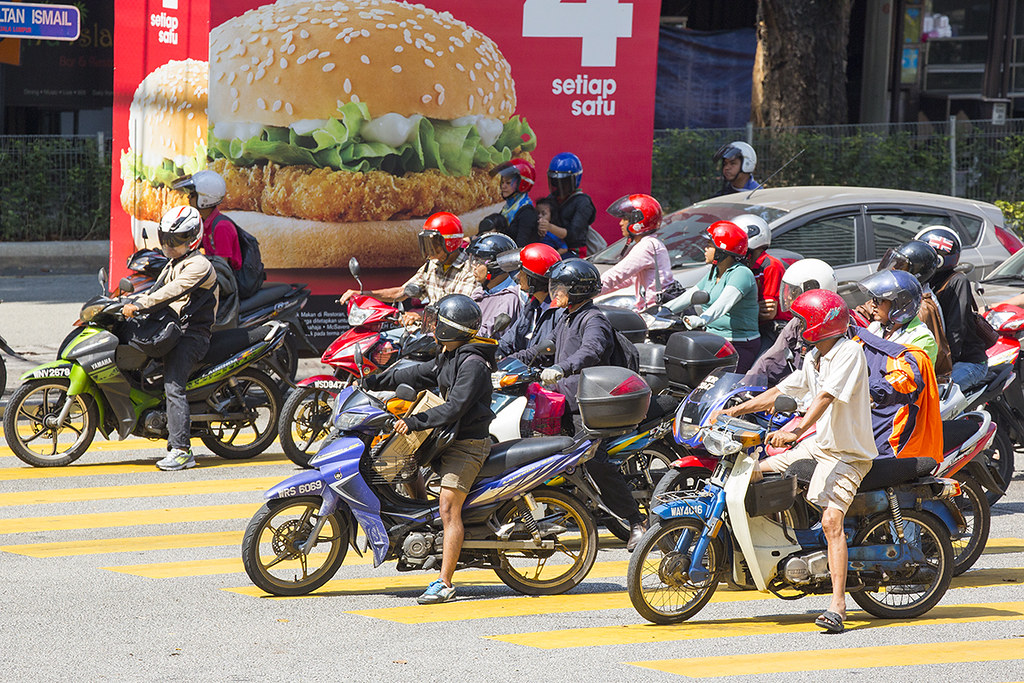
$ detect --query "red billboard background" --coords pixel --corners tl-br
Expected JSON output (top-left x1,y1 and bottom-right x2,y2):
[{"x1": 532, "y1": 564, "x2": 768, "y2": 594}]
[{"x1": 112, "y1": 0, "x2": 660, "y2": 348}]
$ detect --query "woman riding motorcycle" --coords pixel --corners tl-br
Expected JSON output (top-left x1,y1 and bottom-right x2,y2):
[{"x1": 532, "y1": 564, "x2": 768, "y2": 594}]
[{"x1": 599, "y1": 194, "x2": 679, "y2": 311}]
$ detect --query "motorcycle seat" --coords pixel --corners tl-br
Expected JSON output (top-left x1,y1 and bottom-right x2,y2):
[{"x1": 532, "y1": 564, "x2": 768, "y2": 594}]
[
  {"x1": 477, "y1": 436, "x2": 575, "y2": 479},
  {"x1": 201, "y1": 325, "x2": 274, "y2": 366},
  {"x1": 239, "y1": 283, "x2": 293, "y2": 314},
  {"x1": 785, "y1": 456, "x2": 935, "y2": 493},
  {"x1": 942, "y1": 418, "x2": 979, "y2": 456}
]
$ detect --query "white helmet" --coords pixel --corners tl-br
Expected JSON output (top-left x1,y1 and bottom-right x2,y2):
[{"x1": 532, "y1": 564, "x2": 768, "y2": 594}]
[
  {"x1": 780, "y1": 258, "x2": 837, "y2": 312},
  {"x1": 158, "y1": 205, "x2": 204, "y2": 252},
  {"x1": 714, "y1": 141, "x2": 757, "y2": 174},
  {"x1": 732, "y1": 214, "x2": 770, "y2": 250},
  {"x1": 172, "y1": 169, "x2": 226, "y2": 209}
]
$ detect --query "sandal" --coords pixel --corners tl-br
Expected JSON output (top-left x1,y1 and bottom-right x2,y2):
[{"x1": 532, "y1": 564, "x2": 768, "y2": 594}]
[{"x1": 814, "y1": 610, "x2": 845, "y2": 633}]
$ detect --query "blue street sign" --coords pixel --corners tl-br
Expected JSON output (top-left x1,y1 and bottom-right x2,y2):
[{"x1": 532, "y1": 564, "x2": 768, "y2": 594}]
[{"x1": 0, "y1": 2, "x2": 80, "y2": 42}]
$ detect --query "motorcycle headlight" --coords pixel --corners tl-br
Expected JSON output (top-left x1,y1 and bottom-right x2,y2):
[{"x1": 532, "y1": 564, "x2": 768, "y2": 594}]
[
  {"x1": 80, "y1": 303, "x2": 105, "y2": 322},
  {"x1": 347, "y1": 305, "x2": 371, "y2": 328},
  {"x1": 676, "y1": 421, "x2": 700, "y2": 441},
  {"x1": 334, "y1": 410, "x2": 370, "y2": 431},
  {"x1": 702, "y1": 429, "x2": 742, "y2": 457}
]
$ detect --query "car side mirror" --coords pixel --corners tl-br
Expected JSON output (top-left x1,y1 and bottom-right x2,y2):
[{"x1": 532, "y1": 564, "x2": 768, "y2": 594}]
[
  {"x1": 773, "y1": 395, "x2": 798, "y2": 414},
  {"x1": 691, "y1": 290, "x2": 710, "y2": 306},
  {"x1": 490, "y1": 313, "x2": 513, "y2": 337},
  {"x1": 395, "y1": 383, "x2": 417, "y2": 402},
  {"x1": 118, "y1": 278, "x2": 134, "y2": 294}
]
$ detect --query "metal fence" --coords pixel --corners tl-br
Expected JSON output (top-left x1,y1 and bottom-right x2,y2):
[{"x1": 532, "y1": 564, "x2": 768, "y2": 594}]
[
  {"x1": 652, "y1": 118, "x2": 1024, "y2": 213},
  {"x1": 0, "y1": 135, "x2": 112, "y2": 242}
]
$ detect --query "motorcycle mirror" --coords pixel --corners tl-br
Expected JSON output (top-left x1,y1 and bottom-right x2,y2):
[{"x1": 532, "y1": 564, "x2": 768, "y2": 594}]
[
  {"x1": 118, "y1": 278, "x2": 134, "y2": 295},
  {"x1": 395, "y1": 384, "x2": 417, "y2": 402},
  {"x1": 691, "y1": 290, "x2": 711, "y2": 306},
  {"x1": 352, "y1": 343, "x2": 365, "y2": 381},
  {"x1": 955, "y1": 262, "x2": 975, "y2": 275},
  {"x1": 98, "y1": 268, "x2": 108, "y2": 293},
  {"x1": 490, "y1": 313, "x2": 513, "y2": 337},
  {"x1": 773, "y1": 395, "x2": 798, "y2": 414},
  {"x1": 348, "y1": 257, "x2": 364, "y2": 291},
  {"x1": 403, "y1": 282, "x2": 423, "y2": 299},
  {"x1": 534, "y1": 339, "x2": 556, "y2": 356}
]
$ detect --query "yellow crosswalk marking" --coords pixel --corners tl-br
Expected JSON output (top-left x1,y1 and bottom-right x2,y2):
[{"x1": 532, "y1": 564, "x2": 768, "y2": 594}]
[
  {"x1": 0, "y1": 477, "x2": 281, "y2": 507},
  {"x1": 984, "y1": 537, "x2": 1024, "y2": 555},
  {"x1": 0, "y1": 503, "x2": 260, "y2": 534},
  {"x1": 224, "y1": 560, "x2": 631, "y2": 599},
  {"x1": 0, "y1": 531, "x2": 244, "y2": 557},
  {"x1": 491, "y1": 598, "x2": 1024, "y2": 649},
  {"x1": 104, "y1": 547, "x2": 376, "y2": 577},
  {"x1": 0, "y1": 437, "x2": 161, "y2": 458},
  {"x1": 0, "y1": 452, "x2": 288, "y2": 480},
  {"x1": 630, "y1": 639, "x2": 1024, "y2": 678}
]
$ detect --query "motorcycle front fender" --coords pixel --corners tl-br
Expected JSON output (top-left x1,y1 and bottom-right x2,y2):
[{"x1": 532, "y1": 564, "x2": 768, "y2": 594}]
[
  {"x1": 21, "y1": 360, "x2": 74, "y2": 382},
  {"x1": 669, "y1": 454, "x2": 718, "y2": 471}
]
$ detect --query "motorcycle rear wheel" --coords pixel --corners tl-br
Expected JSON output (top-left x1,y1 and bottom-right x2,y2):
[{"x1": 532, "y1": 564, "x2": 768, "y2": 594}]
[
  {"x1": 278, "y1": 385, "x2": 334, "y2": 468},
  {"x1": 850, "y1": 509, "x2": 953, "y2": 619},
  {"x1": 603, "y1": 443, "x2": 676, "y2": 541},
  {"x1": 241, "y1": 496, "x2": 348, "y2": 596},
  {"x1": 950, "y1": 473, "x2": 991, "y2": 576},
  {"x1": 200, "y1": 369, "x2": 282, "y2": 459},
  {"x1": 3, "y1": 379, "x2": 97, "y2": 467},
  {"x1": 492, "y1": 488, "x2": 598, "y2": 596},
  {"x1": 0, "y1": 355, "x2": 7, "y2": 399},
  {"x1": 627, "y1": 518, "x2": 724, "y2": 625}
]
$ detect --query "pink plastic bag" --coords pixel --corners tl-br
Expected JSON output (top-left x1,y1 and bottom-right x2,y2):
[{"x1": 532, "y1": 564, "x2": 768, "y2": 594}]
[{"x1": 527, "y1": 382, "x2": 566, "y2": 436}]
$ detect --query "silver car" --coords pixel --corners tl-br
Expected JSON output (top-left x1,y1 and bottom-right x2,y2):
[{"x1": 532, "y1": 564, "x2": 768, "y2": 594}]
[{"x1": 594, "y1": 187, "x2": 1020, "y2": 298}]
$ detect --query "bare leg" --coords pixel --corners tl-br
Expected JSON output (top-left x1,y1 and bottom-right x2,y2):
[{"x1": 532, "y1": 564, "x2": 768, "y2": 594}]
[
  {"x1": 438, "y1": 486, "x2": 468, "y2": 587},
  {"x1": 821, "y1": 507, "x2": 848, "y2": 618}
]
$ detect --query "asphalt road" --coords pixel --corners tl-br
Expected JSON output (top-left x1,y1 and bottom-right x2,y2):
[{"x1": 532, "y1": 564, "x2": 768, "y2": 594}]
[{"x1": 1, "y1": 272, "x2": 1023, "y2": 681}]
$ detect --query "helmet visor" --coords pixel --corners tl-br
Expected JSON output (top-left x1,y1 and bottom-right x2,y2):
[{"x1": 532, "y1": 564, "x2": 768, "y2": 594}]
[
  {"x1": 780, "y1": 282, "x2": 805, "y2": 313},
  {"x1": 417, "y1": 230, "x2": 447, "y2": 261},
  {"x1": 158, "y1": 228, "x2": 198, "y2": 250},
  {"x1": 547, "y1": 173, "x2": 576, "y2": 200},
  {"x1": 549, "y1": 281, "x2": 570, "y2": 306},
  {"x1": 171, "y1": 174, "x2": 197, "y2": 194},
  {"x1": 713, "y1": 144, "x2": 743, "y2": 162},
  {"x1": 606, "y1": 195, "x2": 644, "y2": 224},
  {"x1": 420, "y1": 306, "x2": 438, "y2": 336},
  {"x1": 495, "y1": 249, "x2": 522, "y2": 273},
  {"x1": 877, "y1": 247, "x2": 912, "y2": 273}
]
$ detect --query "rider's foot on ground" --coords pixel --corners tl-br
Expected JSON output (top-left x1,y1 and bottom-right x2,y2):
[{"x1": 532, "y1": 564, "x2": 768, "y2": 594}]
[
  {"x1": 814, "y1": 610, "x2": 845, "y2": 633},
  {"x1": 626, "y1": 521, "x2": 647, "y2": 552},
  {"x1": 417, "y1": 579, "x2": 456, "y2": 604},
  {"x1": 156, "y1": 448, "x2": 196, "y2": 471}
]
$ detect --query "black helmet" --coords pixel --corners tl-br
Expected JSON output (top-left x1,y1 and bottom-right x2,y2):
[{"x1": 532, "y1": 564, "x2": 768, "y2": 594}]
[
  {"x1": 914, "y1": 226, "x2": 961, "y2": 271},
  {"x1": 477, "y1": 213, "x2": 509, "y2": 236},
  {"x1": 433, "y1": 294, "x2": 482, "y2": 343},
  {"x1": 878, "y1": 240, "x2": 942, "y2": 284},
  {"x1": 466, "y1": 233, "x2": 517, "y2": 279},
  {"x1": 546, "y1": 258, "x2": 602, "y2": 305}
]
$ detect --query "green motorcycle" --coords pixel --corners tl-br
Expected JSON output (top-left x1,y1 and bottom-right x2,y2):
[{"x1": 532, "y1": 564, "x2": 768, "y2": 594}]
[{"x1": 4, "y1": 291, "x2": 287, "y2": 467}]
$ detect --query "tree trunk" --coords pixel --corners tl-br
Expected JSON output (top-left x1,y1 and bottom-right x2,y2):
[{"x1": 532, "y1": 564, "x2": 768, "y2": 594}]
[{"x1": 752, "y1": 0, "x2": 853, "y2": 127}]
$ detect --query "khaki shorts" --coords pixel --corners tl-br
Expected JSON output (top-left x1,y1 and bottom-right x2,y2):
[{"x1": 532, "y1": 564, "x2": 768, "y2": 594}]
[
  {"x1": 762, "y1": 438, "x2": 873, "y2": 513},
  {"x1": 437, "y1": 438, "x2": 490, "y2": 494}
]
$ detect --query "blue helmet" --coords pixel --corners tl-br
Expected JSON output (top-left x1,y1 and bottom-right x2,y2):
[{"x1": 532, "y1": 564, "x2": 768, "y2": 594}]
[
  {"x1": 547, "y1": 152, "x2": 583, "y2": 200},
  {"x1": 857, "y1": 269, "x2": 922, "y2": 327}
]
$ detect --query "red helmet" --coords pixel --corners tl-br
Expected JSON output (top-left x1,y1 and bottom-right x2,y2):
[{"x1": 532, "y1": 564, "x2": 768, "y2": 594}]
[
  {"x1": 790, "y1": 289, "x2": 849, "y2": 343},
  {"x1": 706, "y1": 220, "x2": 748, "y2": 259},
  {"x1": 490, "y1": 158, "x2": 536, "y2": 194},
  {"x1": 520, "y1": 242, "x2": 561, "y2": 277},
  {"x1": 607, "y1": 194, "x2": 662, "y2": 238},
  {"x1": 418, "y1": 212, "x2": 464, "y2": 260}
]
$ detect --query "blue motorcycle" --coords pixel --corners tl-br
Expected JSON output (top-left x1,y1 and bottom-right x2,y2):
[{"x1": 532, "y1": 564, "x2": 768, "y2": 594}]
[{"x1": 241, "y1": 366, "x2": 651, "y2": 597}]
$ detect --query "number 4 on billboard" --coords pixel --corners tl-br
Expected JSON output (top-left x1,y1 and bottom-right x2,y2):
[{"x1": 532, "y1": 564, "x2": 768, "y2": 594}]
[{"x1": 522, "y1": 0, "x2": 633, "y2": 68}]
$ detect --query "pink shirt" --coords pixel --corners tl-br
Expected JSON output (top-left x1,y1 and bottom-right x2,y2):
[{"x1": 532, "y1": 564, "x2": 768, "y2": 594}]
[
  {"x1": 600, "y1": 235, "x2": 675, "y2": 310},
  {"x1": 201, "y1": 208, "x2": 242, "y2": 271}
]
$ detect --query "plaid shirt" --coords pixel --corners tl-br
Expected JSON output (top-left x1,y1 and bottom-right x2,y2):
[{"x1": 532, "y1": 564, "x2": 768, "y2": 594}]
[{"x1": 403, "y1": 253, "x2": 478, "y2": 304}]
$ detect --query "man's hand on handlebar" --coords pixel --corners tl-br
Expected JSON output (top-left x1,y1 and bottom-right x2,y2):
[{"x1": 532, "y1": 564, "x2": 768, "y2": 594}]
[
  {"x1": 338, "y1": 289, "x2": 361, "y2": 306},
  {"x1": 401, "y1": 311, "x2": 422, "y2": 327},
  {"x1": 767, "y1": 430, "x2": 798, "y2": 448},
  {"x1": 122, "y1": 303, "x2": 139, "y2": 318}
]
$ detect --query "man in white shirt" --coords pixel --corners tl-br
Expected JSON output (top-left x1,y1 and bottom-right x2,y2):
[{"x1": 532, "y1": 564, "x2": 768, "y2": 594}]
[{"x1": 714, "y1": 289, "x2": 876, "y2": 634}]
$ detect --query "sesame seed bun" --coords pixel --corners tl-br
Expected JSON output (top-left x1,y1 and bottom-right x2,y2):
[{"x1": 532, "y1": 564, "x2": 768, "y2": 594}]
[
  {"x1": 209, "y1": 0, "x2": 518, "y2": 125},
  {"x1": 127, "y1": 59, "x2": 208, "y2": 171}
]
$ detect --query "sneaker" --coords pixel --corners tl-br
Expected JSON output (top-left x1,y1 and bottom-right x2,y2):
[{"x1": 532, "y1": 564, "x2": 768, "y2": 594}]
[
  {"x1": 157, "y1": 448, "x2": 196, "y2": 471},
  {"x1": 417, "y1": 579, "x2": 456, "y2": 604}
]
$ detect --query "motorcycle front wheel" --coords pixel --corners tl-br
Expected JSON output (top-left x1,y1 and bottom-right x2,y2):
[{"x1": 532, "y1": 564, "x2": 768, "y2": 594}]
[
  {"x1": 627, "y1": 517, "x2": 725, "y2": 625},
  {"x1": 492, "y1": 488, "x2": 598, "y2": 596},
  {"x1": 850, "y1": 509, "x2": 953, "y2": 619},
  {"x1": 200, "y1": 368, "x2": 282, "y2": 459},
  {"x1": 3, "y1": 379, "x2": 98, "y2": 467},
  {"x1": 241, "y1": 496, "x2": 349, "y2": 596},
  {"x1": 278, "y1": 385, "x2": 334, "y2": 468},
  {"x1": 647, "y1": 466, "x2": 713, "y2": 524}
]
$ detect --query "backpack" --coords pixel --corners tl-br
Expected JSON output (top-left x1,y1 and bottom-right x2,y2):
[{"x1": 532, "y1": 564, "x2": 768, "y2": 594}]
[
  {"x1": 211, "y1": 215, "x2": 266, "y2": 299},
  {"x1": 609, "y1": 328, "x2": 640, "y2": 372}
]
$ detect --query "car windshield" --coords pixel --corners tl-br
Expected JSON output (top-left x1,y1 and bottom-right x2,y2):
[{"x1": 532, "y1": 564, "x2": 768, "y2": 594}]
[
  {"x1": 591, "y1": 202, "x2": 789, "y2": 267},
  {"x1": 985, "y1": 246, "x2": 1024, "y2": 280}
]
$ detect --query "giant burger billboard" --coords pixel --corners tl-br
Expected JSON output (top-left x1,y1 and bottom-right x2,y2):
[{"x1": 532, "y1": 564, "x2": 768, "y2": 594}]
[{"x1": 112, "y1": 0, "x2": 660, "y2": 347}]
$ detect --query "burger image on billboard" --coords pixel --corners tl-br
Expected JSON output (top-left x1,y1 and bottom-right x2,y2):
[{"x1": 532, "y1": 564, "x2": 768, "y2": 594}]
[
  {"x1": 207, "y1": 0, "x2": 536, "y2": 269},
  {"x1": 120, "y1": 59, "x2": 209, "y2": 250}
]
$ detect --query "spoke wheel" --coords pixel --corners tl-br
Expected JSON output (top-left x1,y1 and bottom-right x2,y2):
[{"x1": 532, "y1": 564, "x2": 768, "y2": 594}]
[
  {"x1": 850, "y1": 509, "x2": 953, "y2": 619},
  {"x1": 603, "y1": 443, "x2": 676, "y2": 541},
  {"x1": 648, "y1": 466, "x2": 713, "y2": 524},
  {"x1": 200, "y1": 369, "x2": 282, "y2": 459},
  {"x1": 241, "y1": 496, "x2": 348, "y2": 596},
  {"x1": 278, "y1": 386, "x2": 334, "y2": 468},
  {"x1": 950, "y1": 473, "x2": 991, "y2": 576},
  {"x1": 627, "y1": 518, "x2": 724, "y2": 624},
  {"x1": 492, "y1": 488, "x2": 598, "y2": 596},
  {"x1": 3, "y1": 379, "x2": 97, "y2": 467}
]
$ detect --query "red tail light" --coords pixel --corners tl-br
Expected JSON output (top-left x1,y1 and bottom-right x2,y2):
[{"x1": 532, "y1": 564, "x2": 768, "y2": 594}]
[
  {"x1": 994, "y1": 226, "x2": 1023, "y2": 255},
  {"x1": 716, "y1": 341, "x2": 736, "y2": 359},
  {"x1": 610, "y1": 374, "x2": 648, "y2": 396}
]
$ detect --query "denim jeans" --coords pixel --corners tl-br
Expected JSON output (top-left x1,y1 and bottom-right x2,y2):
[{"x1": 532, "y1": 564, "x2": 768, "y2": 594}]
[
  {"x1": 950, "y1": 361, "x2": 988, "y2": 391},
  {"x1": 163, "y1": 334, "x2": 210, "y2": 451}
]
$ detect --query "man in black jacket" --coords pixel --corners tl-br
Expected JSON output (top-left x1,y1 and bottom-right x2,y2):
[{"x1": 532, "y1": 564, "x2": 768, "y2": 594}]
[
  {"x1": 540, "y1": 258, "x2": 646, "y2": 550},
  {"x1": 364, "y1": 294, "x2": 495, "y2": 605}
]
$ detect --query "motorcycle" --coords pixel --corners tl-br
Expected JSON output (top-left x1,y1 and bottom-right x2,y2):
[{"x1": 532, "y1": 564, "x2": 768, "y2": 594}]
[
  {"x1": 627, "y1": 400, "x2": 959, "y2": 625},
  {"x1": 0, "y1": 300, "x2": 28, "y2": 396},
  {"x1": 241, "y1": 360, "x2": 652, "y2": 597},
  {"x1": 3, "y1": 280, "x2": 287, "y2": 467}
]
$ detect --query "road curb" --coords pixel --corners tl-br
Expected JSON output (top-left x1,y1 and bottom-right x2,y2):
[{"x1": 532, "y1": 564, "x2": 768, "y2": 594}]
[{"x1": 0, "y1": 241, "x2": 109, "y2": 276}]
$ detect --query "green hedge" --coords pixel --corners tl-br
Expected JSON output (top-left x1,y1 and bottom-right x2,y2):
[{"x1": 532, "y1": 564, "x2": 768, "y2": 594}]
[{"x1": 0, "y1": 137, "x2": 111, "y2": 241}]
